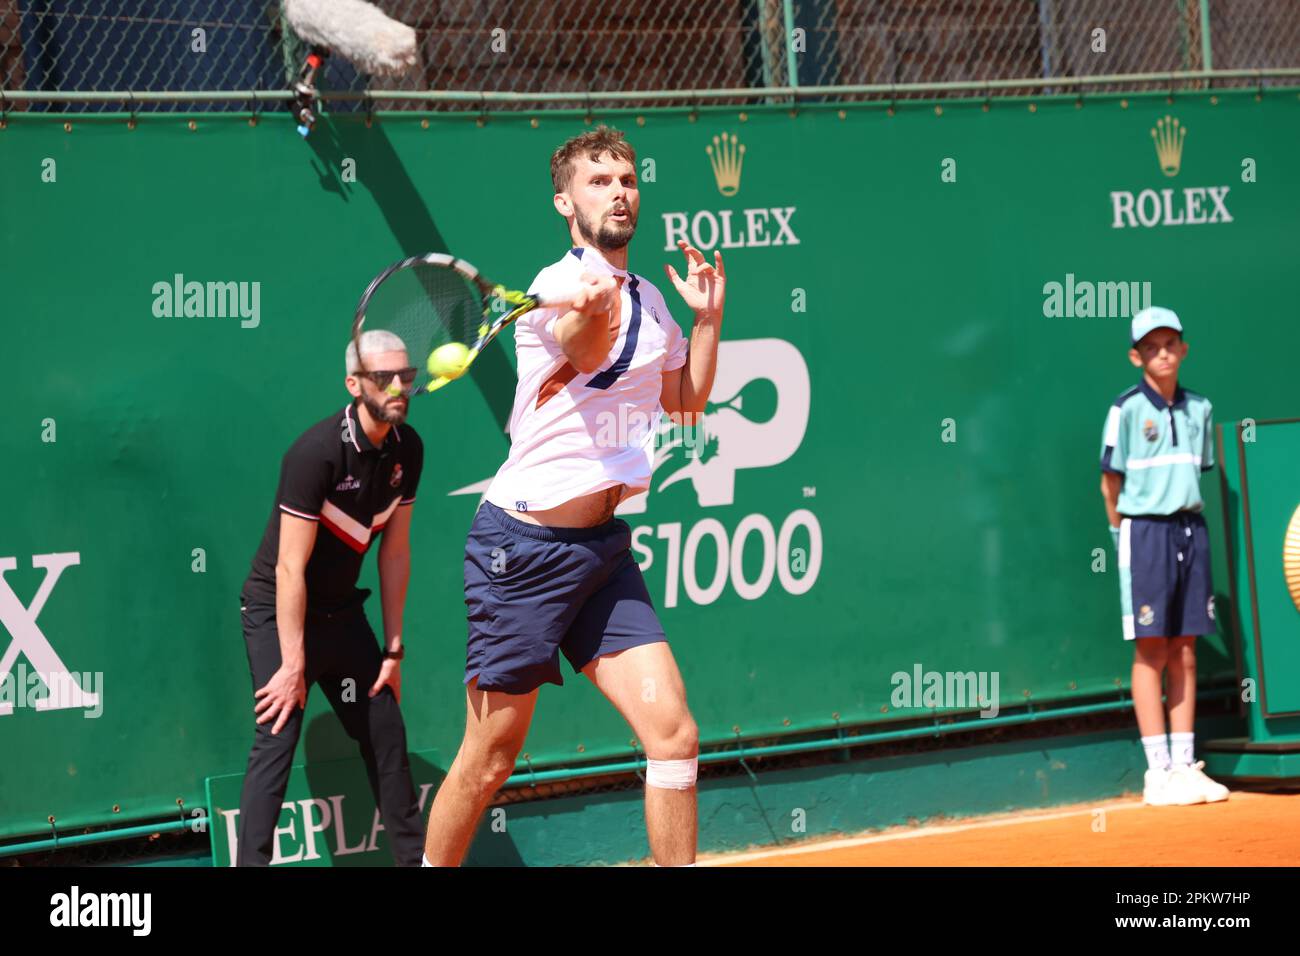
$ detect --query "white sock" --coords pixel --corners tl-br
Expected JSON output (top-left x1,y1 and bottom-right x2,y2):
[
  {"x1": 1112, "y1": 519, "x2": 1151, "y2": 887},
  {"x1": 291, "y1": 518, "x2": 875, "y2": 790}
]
[
  {"x1": 1141, "y1": 734, "x2": 1171, "y2": 771},
  {"x1": 421, "y1": 853, "x2": 433, "y2": 867},
  {"x1": 1169, "y1": 732, "x2": 1195, "y2": 767}
]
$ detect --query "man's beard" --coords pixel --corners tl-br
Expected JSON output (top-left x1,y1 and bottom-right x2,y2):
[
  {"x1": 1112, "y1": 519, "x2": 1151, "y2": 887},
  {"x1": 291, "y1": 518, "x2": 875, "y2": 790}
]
[
  {"x1": 575, "y1": 205, "x2": 637, "y2": 252},
  {"x1": 361, "y1": 389, "x2": 408, "y2": 426}
]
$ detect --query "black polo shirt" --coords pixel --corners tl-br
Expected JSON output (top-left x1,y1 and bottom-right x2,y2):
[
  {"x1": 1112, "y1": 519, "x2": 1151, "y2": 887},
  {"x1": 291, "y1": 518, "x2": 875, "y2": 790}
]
[{"x1": 243, "y1": 401, "x2": 424, "y2": 613}]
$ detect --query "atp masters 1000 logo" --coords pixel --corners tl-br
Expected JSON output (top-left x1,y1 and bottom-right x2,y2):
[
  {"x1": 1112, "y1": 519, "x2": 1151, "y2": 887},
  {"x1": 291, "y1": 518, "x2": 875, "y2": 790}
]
[
  {"x1": 449, "y1": 339, "x2": 821, "y2": 609},
  {"x1": 619, "y1": 339, "x2": 819, "y2": 608}
]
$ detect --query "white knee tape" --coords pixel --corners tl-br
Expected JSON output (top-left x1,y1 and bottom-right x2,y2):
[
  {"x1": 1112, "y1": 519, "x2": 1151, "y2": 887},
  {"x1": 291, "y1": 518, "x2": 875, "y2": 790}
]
[{"x1": 645, "y1": 757, "x2": 698, "y2": 790}]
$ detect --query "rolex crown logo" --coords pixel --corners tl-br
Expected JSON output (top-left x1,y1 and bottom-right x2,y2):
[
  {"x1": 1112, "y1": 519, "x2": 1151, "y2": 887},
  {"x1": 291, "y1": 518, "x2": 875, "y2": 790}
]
[
  {"x1": 707, "y1": 131, "x2": 746, "y2": 196},
  {"x1": 1150, "y1": 115, "x2": 1186, "y2": 177}
]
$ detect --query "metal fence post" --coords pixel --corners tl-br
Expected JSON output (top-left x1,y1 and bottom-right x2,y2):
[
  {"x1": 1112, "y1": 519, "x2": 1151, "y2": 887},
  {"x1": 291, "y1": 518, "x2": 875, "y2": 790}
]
[
  {"x1": 782, "y1": 0, "x2": 798, "y2": 96},
  {"x1": 1199, "y1": 0, "x2": 1215, "y2": 71}
]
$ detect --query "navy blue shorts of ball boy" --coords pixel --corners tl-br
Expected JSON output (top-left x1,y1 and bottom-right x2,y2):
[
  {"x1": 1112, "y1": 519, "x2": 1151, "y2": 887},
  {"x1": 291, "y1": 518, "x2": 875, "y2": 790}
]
[
  {"x1": 1117, "y1": 511, "x2": 1215, "y2": 640},
  {"x1": 462, "y1": 500, "x2": 667, "y2": 694}
]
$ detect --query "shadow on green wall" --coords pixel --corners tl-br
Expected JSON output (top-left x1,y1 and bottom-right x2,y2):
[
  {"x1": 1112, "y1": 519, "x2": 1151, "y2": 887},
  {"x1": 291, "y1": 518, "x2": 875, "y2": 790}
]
[{"x1": 304, "y1": 115, "x2": 517, "y2": 435}]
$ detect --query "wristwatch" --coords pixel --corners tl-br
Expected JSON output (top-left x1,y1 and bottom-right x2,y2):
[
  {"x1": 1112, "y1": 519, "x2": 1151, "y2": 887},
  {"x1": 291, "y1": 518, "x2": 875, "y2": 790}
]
[{"x1": 384, "y1": 646, "x2": 405, "y2": 661}]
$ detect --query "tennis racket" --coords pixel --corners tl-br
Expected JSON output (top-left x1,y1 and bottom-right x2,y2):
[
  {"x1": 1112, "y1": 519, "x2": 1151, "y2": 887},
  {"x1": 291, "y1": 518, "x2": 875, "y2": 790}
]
[{"x1": 350, "y1": 253, "x2": 579, "y2": 396}]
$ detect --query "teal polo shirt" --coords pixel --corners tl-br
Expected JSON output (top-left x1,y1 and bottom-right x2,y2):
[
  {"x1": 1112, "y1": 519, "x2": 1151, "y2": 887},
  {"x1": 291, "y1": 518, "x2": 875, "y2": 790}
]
[{"x1": 1100, "y1": 380, "x2": 1214, "y2": 516}]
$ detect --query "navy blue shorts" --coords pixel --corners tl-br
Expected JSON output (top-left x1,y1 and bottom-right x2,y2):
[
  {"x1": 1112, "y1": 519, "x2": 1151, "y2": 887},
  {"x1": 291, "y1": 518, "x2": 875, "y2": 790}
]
[
  {"x1": 1117, "y1": 512, "x2": 1215, "y2": 640},
  {"x1": 463, "y1": 501, "x2": 667, "y2": 694}
]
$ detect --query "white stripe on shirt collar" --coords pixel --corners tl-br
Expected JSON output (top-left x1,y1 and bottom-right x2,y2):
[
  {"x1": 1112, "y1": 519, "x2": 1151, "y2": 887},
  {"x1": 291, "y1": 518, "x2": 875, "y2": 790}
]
[
  {"x1": 574, "y1": 245, "x2": 630, "y2": 278},
  {"x1": 344, "y1": 404, "x2": 362, "y2": 453}
]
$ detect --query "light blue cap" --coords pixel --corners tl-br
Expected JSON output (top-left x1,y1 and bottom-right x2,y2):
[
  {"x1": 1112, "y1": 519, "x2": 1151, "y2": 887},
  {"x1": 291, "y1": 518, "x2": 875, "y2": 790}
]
[{"x1": 1131, "y1": 306, "x2": 1183, "y2": 345}]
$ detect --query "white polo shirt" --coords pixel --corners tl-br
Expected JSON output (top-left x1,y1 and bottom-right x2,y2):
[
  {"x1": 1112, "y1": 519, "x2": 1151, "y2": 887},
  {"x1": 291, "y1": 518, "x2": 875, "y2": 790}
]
[{"x1": 484, "y1": 246, "x2": 689, "y2": 512}]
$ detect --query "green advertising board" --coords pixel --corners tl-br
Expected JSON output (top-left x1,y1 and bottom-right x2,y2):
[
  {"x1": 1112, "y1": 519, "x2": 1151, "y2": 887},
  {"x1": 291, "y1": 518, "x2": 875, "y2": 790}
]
[
  {"x1": 1205, "y1": 419, "x2": 1300, "y2": 780},
  {"x1": 205, "y1": 749, "x2": 445, "y2": 867},
  {"x1": 2, "y1": 90, "x2": 1297, "y2": 840}
]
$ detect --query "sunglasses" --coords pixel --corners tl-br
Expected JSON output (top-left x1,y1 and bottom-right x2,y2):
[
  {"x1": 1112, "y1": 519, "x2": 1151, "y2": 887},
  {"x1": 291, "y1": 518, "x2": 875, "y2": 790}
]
[{"x1": 357, "y1": 367, "x2": 418, "y2": 389}]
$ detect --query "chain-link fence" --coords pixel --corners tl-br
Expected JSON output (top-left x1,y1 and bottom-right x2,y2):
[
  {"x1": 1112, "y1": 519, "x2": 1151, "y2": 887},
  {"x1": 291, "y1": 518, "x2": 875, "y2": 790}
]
[{"x1": 2, "y1": 0, "x2": 1298, "y2": 113}]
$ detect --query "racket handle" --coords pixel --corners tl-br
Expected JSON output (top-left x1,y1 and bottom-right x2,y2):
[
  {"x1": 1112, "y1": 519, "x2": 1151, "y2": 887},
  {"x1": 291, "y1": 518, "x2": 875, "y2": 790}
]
[{"x1": 532, "y1": 293, "x2": 576, "y2": 310}]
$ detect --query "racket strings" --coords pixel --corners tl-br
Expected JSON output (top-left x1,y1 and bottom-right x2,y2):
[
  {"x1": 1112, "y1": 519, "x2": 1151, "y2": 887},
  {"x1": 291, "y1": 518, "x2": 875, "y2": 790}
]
[{"x1": 356, "y1": 263, "x2": 488, "y2": 393}]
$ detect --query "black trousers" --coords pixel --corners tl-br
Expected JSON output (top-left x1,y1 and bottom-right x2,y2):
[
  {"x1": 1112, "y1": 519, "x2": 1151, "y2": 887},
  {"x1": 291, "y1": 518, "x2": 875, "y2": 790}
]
[{"x1": 236, "y1": 599, "x2": 424, "y2": 866}]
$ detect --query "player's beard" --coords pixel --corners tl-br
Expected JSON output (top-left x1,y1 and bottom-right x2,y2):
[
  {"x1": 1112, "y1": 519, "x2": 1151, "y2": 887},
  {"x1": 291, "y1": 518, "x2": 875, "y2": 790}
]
[
  {"x1": 361, "y1": 388, "x2": 408, "y2": 426},
  {"x1": 575, "y1": 203, "x2": 637, "y2": 253}
]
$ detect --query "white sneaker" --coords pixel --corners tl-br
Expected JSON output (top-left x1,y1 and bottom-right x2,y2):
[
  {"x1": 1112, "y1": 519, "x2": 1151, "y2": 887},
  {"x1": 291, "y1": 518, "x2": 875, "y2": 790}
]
[
  {"x1": 1176, "y1": 760, "x2": 1230, "y2": 803},
  {"x1": 1144, "y1": 767, "x2": 1205, "y2": 806},
  {"x1": 1142, "y1": 768, "x2": 1171, "y2": 805}
]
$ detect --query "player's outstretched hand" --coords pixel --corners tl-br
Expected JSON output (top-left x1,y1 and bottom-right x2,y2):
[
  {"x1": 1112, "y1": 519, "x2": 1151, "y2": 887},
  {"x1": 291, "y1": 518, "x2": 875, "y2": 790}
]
[
  {"x1": 665, "y1": 240, "x2": 725, "y2": 321},
  {"x1": 572, "y1": 272, "x2": 618, "y2": 318},
  {"x1": 254, "y1": 665, "x2": 308, "y2": 736}
]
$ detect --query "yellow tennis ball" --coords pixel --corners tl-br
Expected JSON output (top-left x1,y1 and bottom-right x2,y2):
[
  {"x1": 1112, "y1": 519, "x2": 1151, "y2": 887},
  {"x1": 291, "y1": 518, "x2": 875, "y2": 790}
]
[{"x1": 427, "y1": 342, "x2": 471, "y2": 380}]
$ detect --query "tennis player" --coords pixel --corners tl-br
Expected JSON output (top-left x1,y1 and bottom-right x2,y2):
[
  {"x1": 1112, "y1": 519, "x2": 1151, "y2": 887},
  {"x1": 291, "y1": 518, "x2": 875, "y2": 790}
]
[{"x1": 422, "y1": 126, "x2": 725, "y2": 867}]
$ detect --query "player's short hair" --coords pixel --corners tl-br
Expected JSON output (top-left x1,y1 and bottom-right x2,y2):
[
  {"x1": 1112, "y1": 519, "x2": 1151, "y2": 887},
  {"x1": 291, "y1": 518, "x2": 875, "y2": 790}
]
[
  {"x1": 550, "y1": 125, "x2": 637, "y2": 194},
  {"x1": 346, "y1": 329, "x2": 408, "y2": 375}
]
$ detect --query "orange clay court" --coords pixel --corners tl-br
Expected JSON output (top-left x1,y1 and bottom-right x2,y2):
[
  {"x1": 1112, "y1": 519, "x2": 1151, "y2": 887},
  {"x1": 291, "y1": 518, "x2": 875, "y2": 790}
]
[{"x1": 702, "y1": 790, "x2": 1300, "y2": 867}]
